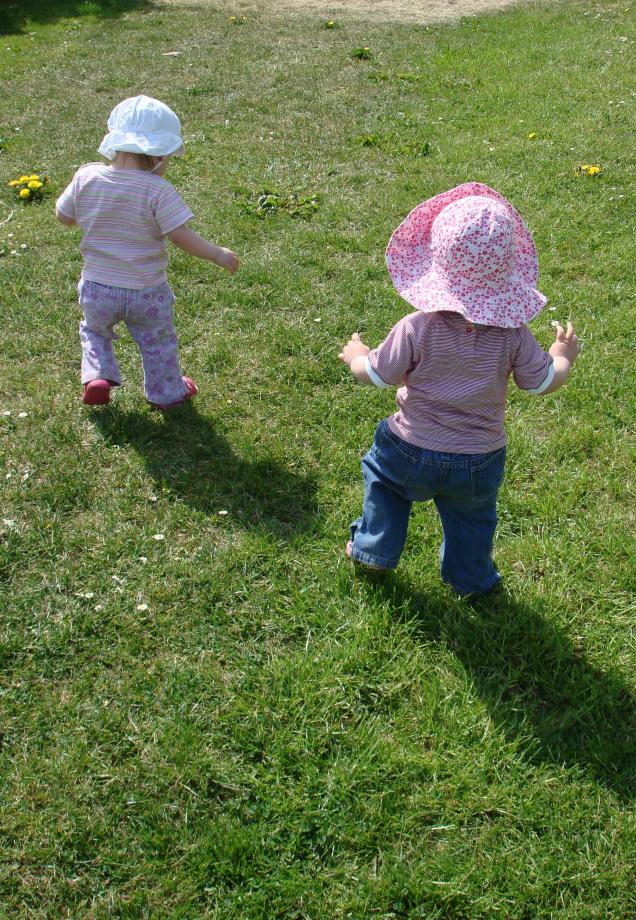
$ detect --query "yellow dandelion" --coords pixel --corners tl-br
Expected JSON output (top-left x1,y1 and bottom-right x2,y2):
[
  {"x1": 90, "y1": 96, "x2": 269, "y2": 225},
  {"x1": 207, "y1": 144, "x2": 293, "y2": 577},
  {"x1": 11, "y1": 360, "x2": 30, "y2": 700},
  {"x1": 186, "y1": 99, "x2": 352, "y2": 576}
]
[
  {"x1": 28, "y1": 180, "x2": 43, "y2": 189},
  {"x1": 575, "y1": 163, "x2": 602, "y2": 177},
  {"x1": 19, "y1": 188, "x2": 31, "y2": 198},
  {"x1": 8, "y1": 179, "x2": 20, "y2": 187},
  {"x1": 527, "y1": 132, "x2": 537, "y2": 139},
  {"x1": 29, "y1": 174, "x2": 40, "y2": 181},
  {"x1": 19, "y1": 175, "x2": 30, "y2": 183},
  {"x1": 228, "y1": 15, "x2": 236, "y2": 20}
]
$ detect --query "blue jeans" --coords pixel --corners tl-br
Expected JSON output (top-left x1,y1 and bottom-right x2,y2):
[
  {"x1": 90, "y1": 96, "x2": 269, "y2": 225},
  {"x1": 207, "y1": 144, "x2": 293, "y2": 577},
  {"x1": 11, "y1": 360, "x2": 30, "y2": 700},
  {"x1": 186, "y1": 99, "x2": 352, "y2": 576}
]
[{"x1": 350, "y1": 419, "x2": 506, "y2": 595}]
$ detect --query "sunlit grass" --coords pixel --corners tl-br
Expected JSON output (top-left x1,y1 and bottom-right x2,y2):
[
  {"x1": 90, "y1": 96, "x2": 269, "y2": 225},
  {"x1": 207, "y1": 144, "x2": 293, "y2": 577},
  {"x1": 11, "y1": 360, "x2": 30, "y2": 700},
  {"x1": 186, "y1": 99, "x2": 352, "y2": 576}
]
[{"x1": 0, "y1": 0, "x2": 635, "y2": 916}]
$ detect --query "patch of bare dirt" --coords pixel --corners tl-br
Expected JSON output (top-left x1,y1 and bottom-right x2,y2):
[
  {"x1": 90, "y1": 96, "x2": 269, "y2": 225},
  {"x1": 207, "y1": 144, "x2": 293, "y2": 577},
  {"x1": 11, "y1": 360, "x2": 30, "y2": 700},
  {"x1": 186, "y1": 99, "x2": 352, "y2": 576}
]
[{"x1": 159, "y1": 0, "x2": 537, "y2": 24}]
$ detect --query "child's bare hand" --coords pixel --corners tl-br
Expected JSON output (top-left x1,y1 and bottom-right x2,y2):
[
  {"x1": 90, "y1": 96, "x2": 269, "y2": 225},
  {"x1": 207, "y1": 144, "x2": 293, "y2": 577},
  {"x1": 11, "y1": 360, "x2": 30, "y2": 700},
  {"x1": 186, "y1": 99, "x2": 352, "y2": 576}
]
[
  {"x1": 549, "y1": 321, "x2": 581, "y2": 363},
  {"x1": 339, "y1": 333, "x2": 370, "y2": 366},
  {"x1": 219, "y1": 248, "x2": 239, "y2": 274}
]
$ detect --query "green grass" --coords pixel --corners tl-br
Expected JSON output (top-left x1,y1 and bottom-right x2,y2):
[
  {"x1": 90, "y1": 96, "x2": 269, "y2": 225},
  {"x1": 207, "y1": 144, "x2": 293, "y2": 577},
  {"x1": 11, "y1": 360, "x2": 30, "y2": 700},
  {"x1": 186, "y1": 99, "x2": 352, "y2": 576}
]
[{"x1": 1, "y1": 0, "x2": 635, "y2": 916}]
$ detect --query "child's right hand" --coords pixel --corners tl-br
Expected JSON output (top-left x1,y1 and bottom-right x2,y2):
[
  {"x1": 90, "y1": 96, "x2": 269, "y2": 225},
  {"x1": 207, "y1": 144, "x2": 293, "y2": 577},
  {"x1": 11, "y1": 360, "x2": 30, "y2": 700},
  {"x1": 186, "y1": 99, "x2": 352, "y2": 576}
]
[
  {"x1": 549, "y1": 321, "x2": 581, "y2": 364},
  {"x1": 218, "y1": 248, "x2": 239, "y2": 274}
]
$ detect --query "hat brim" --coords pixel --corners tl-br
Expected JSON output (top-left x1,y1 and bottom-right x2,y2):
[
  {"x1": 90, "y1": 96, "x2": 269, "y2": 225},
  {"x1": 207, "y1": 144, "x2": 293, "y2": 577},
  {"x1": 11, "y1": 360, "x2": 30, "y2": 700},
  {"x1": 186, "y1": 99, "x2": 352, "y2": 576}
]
[
  {"x1": 98, "y1": 130, "x2": 184, "y2": 160},
  {"x1": 399, "y1": 265, "x2": 547, "y2": 329},
  {"x1": 386, "y1": 182, "x2": 545, "y2": 327}
]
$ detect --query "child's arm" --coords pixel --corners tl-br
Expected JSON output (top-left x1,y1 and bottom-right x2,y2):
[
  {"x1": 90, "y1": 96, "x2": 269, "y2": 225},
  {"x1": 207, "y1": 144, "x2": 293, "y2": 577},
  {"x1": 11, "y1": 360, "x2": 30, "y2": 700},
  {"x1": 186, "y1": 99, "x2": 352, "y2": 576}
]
[
  {"x1": 540, "y1": 321, "x2": 581, "y2": 395},
  {"x1": 339, "y1": 333, "x2": 373, "y2": 385},
  {"x1": 55, "y1": 173, "x2": 77, "y2": 225},
  {"x1": 168, "y1": 224, "x2": 239, "y2": 274},
  {"x1": 340, "y1": 319, "x2": 416, "y2": 388},
  {"x1": 55, "y1": 209, "x2": 76, "y2": 226}
]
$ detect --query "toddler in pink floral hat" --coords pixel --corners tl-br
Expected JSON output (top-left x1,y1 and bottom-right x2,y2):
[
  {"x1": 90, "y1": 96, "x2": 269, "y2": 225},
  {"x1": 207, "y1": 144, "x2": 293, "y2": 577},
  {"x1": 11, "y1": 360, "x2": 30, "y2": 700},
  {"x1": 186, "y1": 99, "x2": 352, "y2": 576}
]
[{"x1": 339, "y1": 182, "x2": 581, "y2": 594}]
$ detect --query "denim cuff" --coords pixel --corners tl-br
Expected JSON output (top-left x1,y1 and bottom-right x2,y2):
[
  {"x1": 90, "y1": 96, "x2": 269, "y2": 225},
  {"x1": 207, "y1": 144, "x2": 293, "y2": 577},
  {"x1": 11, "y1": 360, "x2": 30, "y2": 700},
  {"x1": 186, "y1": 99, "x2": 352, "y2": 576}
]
[
  {"x1": 442, "y1": 571, "x2": 502, "y2": 597},
  {"x1": 349, "y1": 520, "x2": 399, "y2": 569}
]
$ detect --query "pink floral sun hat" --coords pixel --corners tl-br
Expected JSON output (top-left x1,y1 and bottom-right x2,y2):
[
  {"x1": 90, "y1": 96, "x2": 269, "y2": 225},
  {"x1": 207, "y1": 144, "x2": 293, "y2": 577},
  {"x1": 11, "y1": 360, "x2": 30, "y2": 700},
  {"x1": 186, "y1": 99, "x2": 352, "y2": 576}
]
[{"x1": 385, "y1": 182, "x2": 547, "y2": 328}]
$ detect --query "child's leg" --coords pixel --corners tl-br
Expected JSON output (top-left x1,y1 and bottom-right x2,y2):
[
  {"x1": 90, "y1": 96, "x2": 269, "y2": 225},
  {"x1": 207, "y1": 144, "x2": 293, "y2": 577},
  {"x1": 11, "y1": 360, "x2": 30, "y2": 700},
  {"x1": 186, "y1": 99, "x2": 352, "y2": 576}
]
[
  {"x1": 349, "y1": 421, "x2": 416, "y2": 569},
  {"x1": 124, "y1": 284, "x2": 189, "y2": 406},
  {"x1": 433, "y1": 448, "x2": 506, "y2": 595},
  {"x1": 79, "y1": 281, "x2": 123, "y2": 386}
]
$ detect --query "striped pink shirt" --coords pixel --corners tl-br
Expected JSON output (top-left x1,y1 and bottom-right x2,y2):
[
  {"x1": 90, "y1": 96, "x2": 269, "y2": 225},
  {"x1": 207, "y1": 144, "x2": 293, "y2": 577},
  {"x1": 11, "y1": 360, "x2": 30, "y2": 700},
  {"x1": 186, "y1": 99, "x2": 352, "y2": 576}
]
[
  {"x1": 56, "y1": 163, "x2": 193, "y2": 289},
  {"x1": 367, "y1": 310, "x2": 553, "y2": 453}
]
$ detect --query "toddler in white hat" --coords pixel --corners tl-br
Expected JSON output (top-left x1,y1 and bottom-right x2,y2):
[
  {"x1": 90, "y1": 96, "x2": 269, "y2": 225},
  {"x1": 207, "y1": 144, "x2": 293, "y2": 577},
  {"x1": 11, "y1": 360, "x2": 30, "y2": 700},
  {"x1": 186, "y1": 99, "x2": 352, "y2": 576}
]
[
  {"x1": 339, "y1": 183, "x2": 581, "y2": 595},
  {"x1": 56, "y1": 95, "x2": 239, "y2": 409}
]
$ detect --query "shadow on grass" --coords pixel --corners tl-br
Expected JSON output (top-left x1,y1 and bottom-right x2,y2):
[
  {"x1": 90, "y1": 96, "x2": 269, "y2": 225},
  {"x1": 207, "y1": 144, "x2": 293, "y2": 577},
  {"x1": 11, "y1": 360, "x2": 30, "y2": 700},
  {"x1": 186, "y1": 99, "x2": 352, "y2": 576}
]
[
  {"x1": 0, "y1": 0, "x2": 155, "y2": 35},
  {"x1": 374, "y1": 575, "x2": 636, "y2": 801},
  {"x1": 92, "y1": 402, "x2": 319, "y2": 536}
]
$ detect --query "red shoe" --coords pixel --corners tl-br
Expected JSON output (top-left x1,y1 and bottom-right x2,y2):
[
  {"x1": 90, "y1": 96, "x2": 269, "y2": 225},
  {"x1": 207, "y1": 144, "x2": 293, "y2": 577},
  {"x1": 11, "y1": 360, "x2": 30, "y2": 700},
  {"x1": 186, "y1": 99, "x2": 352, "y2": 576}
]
[
  {"x1": 82, "y1": 379, "x2": 113, "y2": 405},
  {"x1": 150, "y1": 376, "x2": 198, "y2": 411}
]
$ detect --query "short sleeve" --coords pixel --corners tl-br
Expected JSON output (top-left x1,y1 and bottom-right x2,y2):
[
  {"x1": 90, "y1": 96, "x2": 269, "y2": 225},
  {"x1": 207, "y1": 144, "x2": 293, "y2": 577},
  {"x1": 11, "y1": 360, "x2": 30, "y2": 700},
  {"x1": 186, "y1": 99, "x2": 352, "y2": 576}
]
[
  {"x1": 367, "y1": 315, "x2": 418, "y2": 387},
  {"x1": 512, "y1": 326, "x2": 553, "y2": 391},
  {"x1": 153, "y1": 182, "x2": 194, "y2": 235},
  {"x1": 56, "y1": 175, "x2": 77, "y2": 220}
]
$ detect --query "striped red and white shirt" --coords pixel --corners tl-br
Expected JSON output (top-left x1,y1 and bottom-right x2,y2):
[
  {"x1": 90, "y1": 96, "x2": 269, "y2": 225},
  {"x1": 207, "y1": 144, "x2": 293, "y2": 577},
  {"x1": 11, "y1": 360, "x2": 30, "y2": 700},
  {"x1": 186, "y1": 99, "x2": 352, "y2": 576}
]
[
  {"x1": 367, "y1": 310, "x2": 553, "y2": 453},
  {"x1": 56, "y1": 163, "x2": 194, "y2": 289}
]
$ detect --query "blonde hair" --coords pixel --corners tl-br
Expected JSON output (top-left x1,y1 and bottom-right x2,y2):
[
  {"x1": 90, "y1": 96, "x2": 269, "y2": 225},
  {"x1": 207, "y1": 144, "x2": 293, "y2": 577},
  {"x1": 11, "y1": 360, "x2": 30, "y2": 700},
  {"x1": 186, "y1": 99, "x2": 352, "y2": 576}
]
[
  {"x1": 129, "y1": 153, "x2": 159, "y2": 171},
  {"x1": 111, "y1": 151, "x2": 160, "y2": 171}
]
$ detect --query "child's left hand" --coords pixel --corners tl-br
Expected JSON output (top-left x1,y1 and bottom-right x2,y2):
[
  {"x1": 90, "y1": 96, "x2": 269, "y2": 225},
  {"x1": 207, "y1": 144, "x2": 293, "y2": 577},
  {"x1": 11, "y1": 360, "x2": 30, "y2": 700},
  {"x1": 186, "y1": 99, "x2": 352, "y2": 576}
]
[{"x1": 339, "y1": 333, "x2": 370, "y2": 366}]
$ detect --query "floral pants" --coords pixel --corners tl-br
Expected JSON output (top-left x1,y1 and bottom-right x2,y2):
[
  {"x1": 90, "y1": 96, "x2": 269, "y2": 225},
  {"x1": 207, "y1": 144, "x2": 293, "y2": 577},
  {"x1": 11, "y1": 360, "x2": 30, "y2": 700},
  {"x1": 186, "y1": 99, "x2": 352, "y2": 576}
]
[{"x1": 78, "y1": 278, "x2": 188, "y2": 405}]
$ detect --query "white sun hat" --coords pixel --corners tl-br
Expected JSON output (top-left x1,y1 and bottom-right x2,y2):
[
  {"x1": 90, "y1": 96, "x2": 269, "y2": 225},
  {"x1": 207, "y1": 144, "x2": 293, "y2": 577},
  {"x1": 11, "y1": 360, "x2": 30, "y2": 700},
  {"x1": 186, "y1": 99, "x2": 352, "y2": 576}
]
[{"x1": 98, "y1": 95, "x2": 185, "y2": 160}]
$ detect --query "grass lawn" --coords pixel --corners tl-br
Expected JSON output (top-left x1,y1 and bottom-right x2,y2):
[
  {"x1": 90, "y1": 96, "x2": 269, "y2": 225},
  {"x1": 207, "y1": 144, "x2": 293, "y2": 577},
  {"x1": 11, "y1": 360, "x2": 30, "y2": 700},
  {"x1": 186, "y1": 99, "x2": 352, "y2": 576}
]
[{"x1": 1, "y1": 0, "x2": 635, "y2": 916}]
